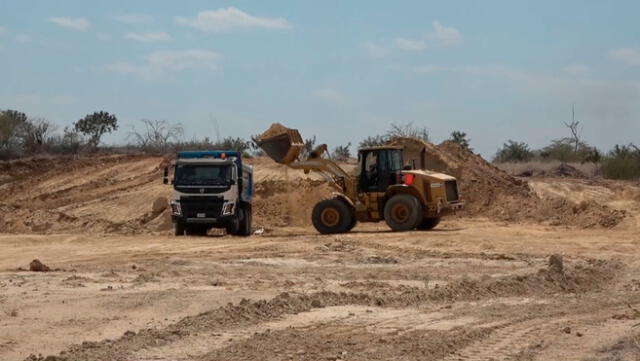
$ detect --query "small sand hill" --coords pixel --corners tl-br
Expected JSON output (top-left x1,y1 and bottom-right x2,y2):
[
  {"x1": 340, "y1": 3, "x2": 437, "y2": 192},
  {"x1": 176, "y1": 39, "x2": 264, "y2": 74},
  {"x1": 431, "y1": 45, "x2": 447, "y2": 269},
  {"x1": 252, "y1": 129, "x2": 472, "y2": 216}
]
[{"x1": 391, "y1": 137, "x2": 626, "y2": 228}]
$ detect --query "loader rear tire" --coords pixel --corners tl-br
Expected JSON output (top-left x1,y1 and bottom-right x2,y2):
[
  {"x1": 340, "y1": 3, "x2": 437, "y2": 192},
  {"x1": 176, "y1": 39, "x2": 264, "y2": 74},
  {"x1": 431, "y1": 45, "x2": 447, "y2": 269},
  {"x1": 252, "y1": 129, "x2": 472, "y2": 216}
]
[
  {"x1": 384, "y1": 194, "x2": 423, "y2": 232},
  {"x1": 417, "y1": 217, "x2": 440, "y2": 230},
  {"x1": 312, "y1": 198, "x2": 353, "y2": 234}
]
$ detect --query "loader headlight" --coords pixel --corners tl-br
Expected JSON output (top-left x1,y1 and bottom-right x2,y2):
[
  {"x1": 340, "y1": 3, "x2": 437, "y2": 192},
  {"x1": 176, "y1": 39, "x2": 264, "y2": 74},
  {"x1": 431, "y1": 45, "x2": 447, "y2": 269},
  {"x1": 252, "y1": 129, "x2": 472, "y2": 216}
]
[
  {"x1": 222, "y1": 202, "x2": 235, "y2": 216},
  {"x1": 170, "y1": 201, "x2": 182, "y2": 215}
]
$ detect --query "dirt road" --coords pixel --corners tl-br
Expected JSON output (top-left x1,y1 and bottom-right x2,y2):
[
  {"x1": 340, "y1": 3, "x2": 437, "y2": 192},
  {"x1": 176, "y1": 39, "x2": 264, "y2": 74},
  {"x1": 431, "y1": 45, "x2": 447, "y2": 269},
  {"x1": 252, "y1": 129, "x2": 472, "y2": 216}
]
[{"x1": 1, "y1": 219, "x2": 638, "y2": 361}]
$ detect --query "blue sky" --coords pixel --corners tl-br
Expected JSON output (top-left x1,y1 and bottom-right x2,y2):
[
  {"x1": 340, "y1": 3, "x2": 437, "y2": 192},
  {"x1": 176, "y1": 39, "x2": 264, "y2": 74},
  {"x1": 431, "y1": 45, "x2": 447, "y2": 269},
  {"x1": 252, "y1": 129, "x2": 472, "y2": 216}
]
[{"x1": 1, "y1": 0, "x2": 639, "y2": 158}]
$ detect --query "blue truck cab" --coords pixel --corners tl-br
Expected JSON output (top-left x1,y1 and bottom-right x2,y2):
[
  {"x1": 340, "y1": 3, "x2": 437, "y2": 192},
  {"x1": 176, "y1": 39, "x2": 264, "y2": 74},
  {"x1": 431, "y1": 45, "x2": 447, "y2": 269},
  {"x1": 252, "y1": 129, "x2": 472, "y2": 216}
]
[{"x1": 163, "y1": 151, "x2": 253, "y2": 236}]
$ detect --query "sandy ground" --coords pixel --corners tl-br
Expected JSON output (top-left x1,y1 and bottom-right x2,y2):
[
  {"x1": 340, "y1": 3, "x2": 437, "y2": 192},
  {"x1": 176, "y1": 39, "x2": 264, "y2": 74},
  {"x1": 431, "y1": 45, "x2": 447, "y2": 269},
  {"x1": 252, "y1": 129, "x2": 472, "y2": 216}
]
[
  {"x1": 1, "y1": 219, "x2": 639, "y2": 361},
  {"x1": 1, "y1": 155, "x2": 639, "y2": 360}
]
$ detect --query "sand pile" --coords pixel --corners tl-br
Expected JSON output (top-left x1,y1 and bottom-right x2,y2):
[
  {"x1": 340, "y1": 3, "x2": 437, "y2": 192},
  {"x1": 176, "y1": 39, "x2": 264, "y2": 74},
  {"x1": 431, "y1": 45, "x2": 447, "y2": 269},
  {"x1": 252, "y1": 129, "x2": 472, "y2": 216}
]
[
  {"x1": 0, "y1": 147, "x2": 627, "y2": 235},
  {"x1": 394, "y1": 138, "x2": 626, "y2": 228},
  {"x1": 253, "y1": 178, "x2": 333, "y2": 228}
]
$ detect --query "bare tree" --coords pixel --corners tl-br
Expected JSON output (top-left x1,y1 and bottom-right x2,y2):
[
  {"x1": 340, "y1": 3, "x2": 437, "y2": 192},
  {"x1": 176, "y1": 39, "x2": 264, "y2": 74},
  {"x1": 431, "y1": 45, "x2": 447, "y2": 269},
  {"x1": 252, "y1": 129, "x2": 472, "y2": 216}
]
[
  {"x1": 18, "y1": 117, "x2": 55, "y2": 153},
  {"x1": 130, "y1": 119, "x2": 183, "y2": 153},
  {"x1": 386, "y1": 122, "x2": 429, "y2": 142},
  {"x1": 563, "y1": 105, "x2": 581, "y2": 153}
]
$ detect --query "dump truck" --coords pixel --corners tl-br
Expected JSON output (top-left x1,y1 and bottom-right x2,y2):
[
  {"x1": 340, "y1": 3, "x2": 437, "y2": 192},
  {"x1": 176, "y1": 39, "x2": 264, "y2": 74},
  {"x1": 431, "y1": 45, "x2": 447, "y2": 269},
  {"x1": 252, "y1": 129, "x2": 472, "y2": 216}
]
[
  {"x1": 163, "y1": 151, "x2": 253, "y2": 236},
  {"x1": 254, "y1": 124, "x2": 464, "y2": 234}
]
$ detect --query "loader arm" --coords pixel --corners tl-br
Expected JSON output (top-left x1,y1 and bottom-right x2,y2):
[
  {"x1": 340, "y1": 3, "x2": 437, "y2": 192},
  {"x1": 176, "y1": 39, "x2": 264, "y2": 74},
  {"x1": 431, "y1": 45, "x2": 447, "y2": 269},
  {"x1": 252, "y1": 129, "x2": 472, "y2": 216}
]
[
  {"x1": 254, "y1": 123, "x2": 358, "y2": 202},
  {"x1": 287, "y1": 158, "x2": 357, "y2": 201}
]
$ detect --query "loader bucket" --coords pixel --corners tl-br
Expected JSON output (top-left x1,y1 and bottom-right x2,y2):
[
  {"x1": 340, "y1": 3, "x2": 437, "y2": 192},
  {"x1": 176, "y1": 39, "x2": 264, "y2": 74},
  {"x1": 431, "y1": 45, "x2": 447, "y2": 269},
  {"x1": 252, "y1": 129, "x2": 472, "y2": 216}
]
[{"x1": 255, "y1": 123, "x2": 304, "y2": 164}]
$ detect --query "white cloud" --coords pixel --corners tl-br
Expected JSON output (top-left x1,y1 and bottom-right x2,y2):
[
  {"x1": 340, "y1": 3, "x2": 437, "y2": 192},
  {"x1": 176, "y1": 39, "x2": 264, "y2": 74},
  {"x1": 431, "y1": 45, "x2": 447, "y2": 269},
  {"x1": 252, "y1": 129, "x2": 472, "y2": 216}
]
[
  {"x1": 103, "y1": 49, "x2": 220, "y2": 79},
  {"x1": 360, "y1": 41, "x2": 388, "y2": 58},
  {"x1": 0, "y1": 26, "x2": 6, "y2": 36},
  {"x1": 394, "y1": 37, "x2": 426, "y2": 51},
  {"x1": 426, "y1": 21, "x2": 462, "y2": 46},
  {"x1": 15, "y1": 33, "x2": 31, "y2": 43},
  {"x1": 608, "y1": 48, "x2": 640, "y2": 65},
  {"x1": 390, "y1": 21, "x2": 461, "y2": 53},
  {"x1": 176, "y1": 7, "x2": 291, "y2": 32},
  {"x1": 312, "y1": 88, "x2": 346, "y2": 104},
  {"x1": 48, "y1": 17, "x2": 91, "y2": 31},
  {"x1": 124, "y1": 32, "x2": 172, "y2": 42},
  {"x1": 564, "y1": 64, "x2": 589, "y2": 76},
  {"x1": 113, "y1": 14, "x2": 153, "y2": 25}
]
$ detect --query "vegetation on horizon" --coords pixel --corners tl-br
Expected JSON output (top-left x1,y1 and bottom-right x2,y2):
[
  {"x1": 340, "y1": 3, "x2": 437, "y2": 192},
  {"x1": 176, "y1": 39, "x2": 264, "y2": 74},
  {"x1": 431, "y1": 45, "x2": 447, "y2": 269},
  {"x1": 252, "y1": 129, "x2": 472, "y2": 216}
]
[{"x1": 1, "y1": 108, "x2": 637, "y2": 179}]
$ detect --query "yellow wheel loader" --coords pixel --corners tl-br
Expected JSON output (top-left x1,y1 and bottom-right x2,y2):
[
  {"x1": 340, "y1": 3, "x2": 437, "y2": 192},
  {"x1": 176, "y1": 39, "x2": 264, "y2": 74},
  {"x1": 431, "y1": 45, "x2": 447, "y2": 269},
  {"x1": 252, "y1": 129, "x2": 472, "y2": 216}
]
[{"x1": 254, "y1": 124, "x2": 464, "y2": 234}]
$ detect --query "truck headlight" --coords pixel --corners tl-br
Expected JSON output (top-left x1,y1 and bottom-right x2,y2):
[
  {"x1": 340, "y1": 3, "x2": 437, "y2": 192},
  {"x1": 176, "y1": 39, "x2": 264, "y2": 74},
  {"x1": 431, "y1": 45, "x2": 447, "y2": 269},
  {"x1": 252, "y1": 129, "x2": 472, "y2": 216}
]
[
  {"x1": 222, "y1": 202, "x2": 235, "y2": 216},
  {"x1": 170, "y1": 201, "x2": 182, "y2": 215}
]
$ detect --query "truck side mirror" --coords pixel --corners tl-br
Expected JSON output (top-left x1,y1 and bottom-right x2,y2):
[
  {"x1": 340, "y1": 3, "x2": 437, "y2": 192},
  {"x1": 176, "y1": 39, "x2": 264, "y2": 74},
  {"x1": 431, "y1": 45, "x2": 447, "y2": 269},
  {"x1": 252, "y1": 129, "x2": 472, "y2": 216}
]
[{"x1": 163, "y1": 167, "x2": 169, "y2": 184}]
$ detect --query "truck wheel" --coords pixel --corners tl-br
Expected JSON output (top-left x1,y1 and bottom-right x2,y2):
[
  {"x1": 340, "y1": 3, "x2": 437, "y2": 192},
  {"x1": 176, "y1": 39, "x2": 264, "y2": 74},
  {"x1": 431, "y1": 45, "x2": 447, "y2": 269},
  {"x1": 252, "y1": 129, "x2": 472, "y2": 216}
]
[
  {"x1": 417, "y1": 217, "x2": 440, "y2": 230},
  {"x1": 312, "y1": 198, "x2": 353, "y2": 234},
  {"x1": 174, "y1": 222, "x2": 185, "y2": 236},
  {"x1": 236, "y1": 205, "x2": 252, "y2": 236},
  {"x1": 384, "y1": 194, "x2": 423, "y2": 232},
  {"x1": 226, "y1": 222, "x2": 239, "y2": 236}
]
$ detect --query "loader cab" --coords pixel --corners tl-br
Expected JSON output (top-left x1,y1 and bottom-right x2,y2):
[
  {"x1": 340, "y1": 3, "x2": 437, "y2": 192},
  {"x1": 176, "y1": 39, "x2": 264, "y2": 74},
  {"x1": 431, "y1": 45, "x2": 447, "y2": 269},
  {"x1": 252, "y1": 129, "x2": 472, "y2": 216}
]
[{"x1": 357, "y1": 146, "x2": 404, "y2": 192}]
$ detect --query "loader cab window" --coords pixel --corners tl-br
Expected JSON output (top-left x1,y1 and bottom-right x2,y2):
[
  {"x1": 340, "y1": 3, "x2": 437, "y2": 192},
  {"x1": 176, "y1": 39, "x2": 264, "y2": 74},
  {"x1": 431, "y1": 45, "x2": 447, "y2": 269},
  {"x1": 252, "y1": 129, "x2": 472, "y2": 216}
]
[{"x1": 358, "y1": 149, "x2": 403, "y2": 192}]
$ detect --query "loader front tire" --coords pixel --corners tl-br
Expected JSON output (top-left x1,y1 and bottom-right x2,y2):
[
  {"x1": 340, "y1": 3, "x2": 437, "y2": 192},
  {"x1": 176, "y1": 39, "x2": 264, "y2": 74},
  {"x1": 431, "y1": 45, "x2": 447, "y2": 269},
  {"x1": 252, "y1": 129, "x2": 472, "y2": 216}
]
[
  {"x1": 312, "y1": 198, "x2": 353, "y2": 234},
  {"x1": 384, "y1": 194, "x2": 423, "y2": 232}
]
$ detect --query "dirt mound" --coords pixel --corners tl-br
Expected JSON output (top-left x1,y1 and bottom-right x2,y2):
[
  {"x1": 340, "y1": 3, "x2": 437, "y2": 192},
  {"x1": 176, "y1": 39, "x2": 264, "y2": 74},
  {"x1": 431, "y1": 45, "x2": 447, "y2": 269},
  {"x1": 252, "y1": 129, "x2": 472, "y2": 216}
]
[
  {"x1": 0, "y1": 148, "x2": 627, "y2": 235},
  {"x1": 516, "y1": 163, "x2": 588, "y2": 178},
  {"x1": 29, "y1": 259, "x2": 50, "y2": 272},
  {"x1": 253, "y1": 178, "x2": 333, "y2": 228},
  {"x1": 0, "y1": 154, "x2": 171, "y2": 235},
  {"x1": 391, "y1": 138, "x2": 625, "y2": 228}
]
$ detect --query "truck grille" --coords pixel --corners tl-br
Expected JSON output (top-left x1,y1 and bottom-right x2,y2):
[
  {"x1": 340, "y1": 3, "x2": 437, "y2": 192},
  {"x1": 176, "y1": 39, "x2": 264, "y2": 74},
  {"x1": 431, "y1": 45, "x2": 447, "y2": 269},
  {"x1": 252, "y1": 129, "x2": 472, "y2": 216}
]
[
  {"x1": 445, "y1": 181, "x2": 459, "y2": 202},
  {"x1": 175, "y1": 186, "x2": 230, "y2": 194},
  {"x1": 180, "y1": 196, "x2": 224, "y2": 218}
]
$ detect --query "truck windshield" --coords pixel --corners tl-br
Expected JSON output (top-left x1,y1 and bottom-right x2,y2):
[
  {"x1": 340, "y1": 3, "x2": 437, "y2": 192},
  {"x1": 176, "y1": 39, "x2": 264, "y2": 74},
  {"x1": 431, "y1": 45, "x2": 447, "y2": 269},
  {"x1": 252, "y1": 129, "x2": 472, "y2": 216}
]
[{"x1": 175, "y1": 164, "x2": 231, "y2": 186}]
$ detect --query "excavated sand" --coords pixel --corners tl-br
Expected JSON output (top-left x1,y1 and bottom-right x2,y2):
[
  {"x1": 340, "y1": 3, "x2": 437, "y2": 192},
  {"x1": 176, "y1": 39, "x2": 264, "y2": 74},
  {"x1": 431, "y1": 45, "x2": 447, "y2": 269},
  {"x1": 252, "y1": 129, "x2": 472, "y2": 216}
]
[
  {"x1": 0, "y1": 147, "x2": 631, "y2": 235},
  {"x1": 390, "y1": 138, "x2": 627, "y2": 228}
]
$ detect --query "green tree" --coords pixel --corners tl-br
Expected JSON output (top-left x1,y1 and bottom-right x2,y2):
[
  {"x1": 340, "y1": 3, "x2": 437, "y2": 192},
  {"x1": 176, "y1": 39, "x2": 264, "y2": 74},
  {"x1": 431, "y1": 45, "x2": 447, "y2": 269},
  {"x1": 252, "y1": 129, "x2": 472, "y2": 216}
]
[
  {"x1": 74, "y1": 111, "x2": 118, "y2": 149},
  {"x1": 214, "y1": 137, "x2": 251, "y2": 153},
  {"x1": 493, "y1": 140, "x2": 534, "y2": 163},
  {"x1": 359, "y1": 135, "x2": 386, "y2": 148},
  {"x1": 449, "y1": 130, "x2": 471, "y2": 149},
  {"x1": 0, "y1": 110, "x2": 28, "y2": 155},
  {"x1": 332, "y1": 142, "x2": 352, "y2": 162},
  {"x1": 600, "y1": 144, "x2": 640, "y2": 180}
]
